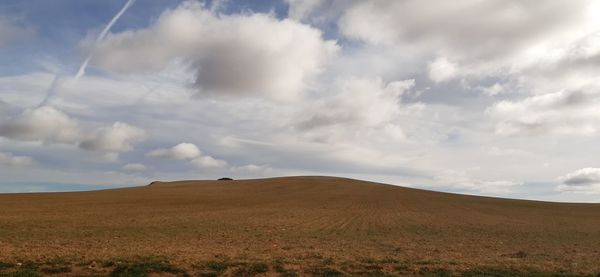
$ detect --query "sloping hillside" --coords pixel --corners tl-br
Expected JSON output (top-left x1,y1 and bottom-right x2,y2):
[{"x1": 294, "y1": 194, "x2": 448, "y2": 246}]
[{"x1": 0, "y1": 176, "x2": 598, "y2": 276}]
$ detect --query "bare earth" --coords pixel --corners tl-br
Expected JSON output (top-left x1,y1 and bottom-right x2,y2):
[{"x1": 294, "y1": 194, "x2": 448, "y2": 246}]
[{"x1": 0, "y1": 176, "x2": 599, "y2": 276}]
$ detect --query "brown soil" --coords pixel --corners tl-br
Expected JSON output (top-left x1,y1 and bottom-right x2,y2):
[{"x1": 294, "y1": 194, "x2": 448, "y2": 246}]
[{"x1": 0, "y1": 176, "x2": 599, "y2": 275}]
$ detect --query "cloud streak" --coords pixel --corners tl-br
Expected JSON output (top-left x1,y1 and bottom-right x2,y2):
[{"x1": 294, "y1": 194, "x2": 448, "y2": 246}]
[{"x1": 0, "y1": 152, "x2": 34, "y2": 167}]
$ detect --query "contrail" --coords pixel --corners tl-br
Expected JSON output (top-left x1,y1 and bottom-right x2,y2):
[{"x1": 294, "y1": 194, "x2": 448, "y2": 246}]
[
  {"x1": 74, "y1": 0, "x2": 136, "y2": 81},
  {"x1": 38, "y1": 0, "x2": 136, "y2": 108},
  {"x1": 37, "y1": 74, "x2": 64, "y2": 108}
]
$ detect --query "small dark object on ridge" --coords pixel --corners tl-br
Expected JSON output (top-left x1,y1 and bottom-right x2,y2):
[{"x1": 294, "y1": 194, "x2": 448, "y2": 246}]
[{"x1": 218, "y1": 177, "x2": 233, "y2": 181}]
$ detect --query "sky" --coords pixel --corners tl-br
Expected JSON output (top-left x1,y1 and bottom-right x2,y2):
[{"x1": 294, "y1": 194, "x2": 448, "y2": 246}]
[{"x1": 0, "y1": 0, "x2": 599, "y2": 202}]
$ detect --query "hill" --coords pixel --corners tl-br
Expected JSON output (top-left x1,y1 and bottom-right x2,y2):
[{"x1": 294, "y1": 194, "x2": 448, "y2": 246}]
[{"x1": 0, "y1": 176, "x2": 598, "y2": 276}]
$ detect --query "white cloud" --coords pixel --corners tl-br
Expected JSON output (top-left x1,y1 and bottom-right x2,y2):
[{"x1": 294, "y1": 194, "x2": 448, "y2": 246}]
[
  {"x1": 481, "y1": 83, "x2": 505, "y2": 96},
  {"x1": 428, "y1": 57, "x2": 458, "y2": 83},
  {"x1": 149, "y1": 142, "x2": 228, "y2": 169},
  {"x1": 338, "y1": 1, "x2": 593, "y2": 56},
  {"x1": 290, "y1": 77, "x2": 434, "y2": 166},
  {"x1": 0, "y1": 106, "x2": 81, "y2": 144},
  {"x1": 80, "y1": 122, "x2": 146, "y2": 152},
  {"x1": 334, "y1": 0, "x2": 600, "y2": 95},
  {"x1": 3, "y1": 0, "x2": 600, "y2": 202},
  {"x1": 233, "y1": 164, "x2": 264, "y2": 172},
  {"x1": 147, "y1": 142, "x2": 201, "y2": 160},
  {"x1": 231, "y1": 164, "x2": 272, "y2": 174},
  {"x1": 434, "y1": 169, "x2": 522, "y2": 194},
  {"x1": 487, "y1": 90, "x2": 600, "y2": 136},
  {"x1": 487, "y1": 146, "x2": 530, "y2": 157},
  {"x1": 0, "y1": 152, "x2": 34, "y2": 167},
  {"x1": 483, "y1": 29, "x2": 600, "y2": 137},
  {"x1": 191, "y1": 156, "x2": 227, "y2": 169},
  {"x1": 558, "y1": 168, "x2": 600, "y2": 194},
  {"x1": 123, "y1": 163, "x2": 146, "y2": 171},
  {"x1": 88, "y1": 1, "x2": 338, "y2": 100},
  {"x1": 298, "y1": 77, "x2": 415, "y2": 131}
]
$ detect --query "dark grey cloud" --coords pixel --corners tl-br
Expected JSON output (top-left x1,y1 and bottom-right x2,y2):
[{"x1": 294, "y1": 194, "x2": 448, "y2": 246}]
[{"x1": 558, "y1": 168, "x2": 600, "y2": 194}]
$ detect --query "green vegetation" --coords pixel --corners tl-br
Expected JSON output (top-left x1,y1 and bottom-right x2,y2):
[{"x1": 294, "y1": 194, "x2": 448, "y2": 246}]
[
  {"x1": 271, "y1": 259, "x2": 299, "y2": 277},
  {"x1": 108, "y1": 256, "x2": 188, "y2": 277},
  {"x1": 273, "y1": 259, "x2": 286, "y2": 273},
  {"x1": 193, "y1": 260, "x2": 232, "y2": 277},
  {"x1": 232, "y1": 262, "x2": 269, "y2": 276},
  {"x1": 0, "y1": 270, "x2": 39, "y2": 277},
  {"x1": 39, "y1": 266, "x2": 71, "y2": 274},
  {"x1": 0, "y1": 257, "x2": 596, "y2": 277},
  {"x1": 14, "y1": 262, "x2": 37, "y2": 271},
  {"x1": 306, "y1": 265, "x2": 345, "y2": 277},
  {"x1": 460, "y1": 267, "x2": 593, "y2": 277}
]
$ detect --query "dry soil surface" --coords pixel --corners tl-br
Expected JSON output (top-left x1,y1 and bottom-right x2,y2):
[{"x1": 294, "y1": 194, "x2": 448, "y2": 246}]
[{"x1": 0, "y1": 176, "x2": 599, "y2": 276}]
